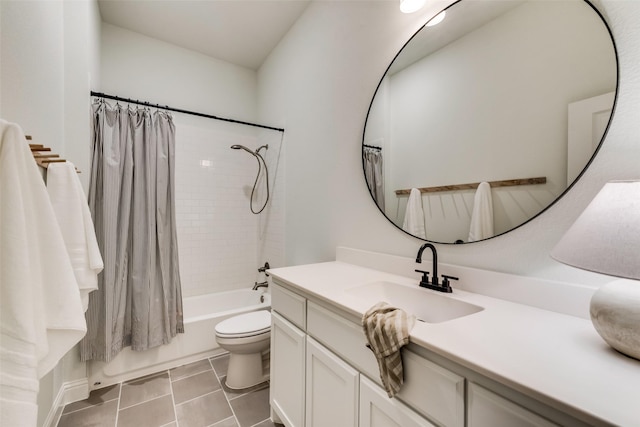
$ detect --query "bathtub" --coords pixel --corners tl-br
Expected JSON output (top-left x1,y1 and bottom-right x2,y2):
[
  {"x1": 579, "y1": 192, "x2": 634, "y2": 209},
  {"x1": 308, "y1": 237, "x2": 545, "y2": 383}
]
[{"x1": 87, "y1": 289, "x2": 271, "y2": 389}]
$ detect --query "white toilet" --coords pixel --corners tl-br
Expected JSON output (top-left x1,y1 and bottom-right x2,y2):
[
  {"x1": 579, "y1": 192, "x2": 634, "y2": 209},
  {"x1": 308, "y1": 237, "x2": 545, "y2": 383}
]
[{"x1": 214, "y1": 310, "x2": 271, "y2": 390}]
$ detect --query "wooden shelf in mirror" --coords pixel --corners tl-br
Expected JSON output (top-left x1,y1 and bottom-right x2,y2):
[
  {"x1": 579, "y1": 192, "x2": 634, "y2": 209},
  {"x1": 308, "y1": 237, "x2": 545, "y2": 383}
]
[{"x1": 395, "y1": 177, "x2": 546, "y2": 195}]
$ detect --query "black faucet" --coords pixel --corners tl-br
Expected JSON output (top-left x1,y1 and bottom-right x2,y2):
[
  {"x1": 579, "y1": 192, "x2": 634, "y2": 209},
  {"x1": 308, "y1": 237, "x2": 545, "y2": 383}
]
[{"x1": 415, "y1": 243, "x2": 458, "y2": 293}]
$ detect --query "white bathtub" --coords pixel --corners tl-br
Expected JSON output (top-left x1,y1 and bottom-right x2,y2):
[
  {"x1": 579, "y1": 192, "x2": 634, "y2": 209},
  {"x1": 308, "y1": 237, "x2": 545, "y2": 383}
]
[{"x1": 87, "y1": 289, "x2": 271, "y2": 389}]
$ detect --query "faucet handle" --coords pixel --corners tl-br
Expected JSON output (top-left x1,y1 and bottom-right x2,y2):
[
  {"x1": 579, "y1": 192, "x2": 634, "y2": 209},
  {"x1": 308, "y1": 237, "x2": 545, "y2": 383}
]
[
  {"x1": 414, "y1": 269, "x2": 430, "y2": 286},
  {"x1": 258, "y1": 262, "x2": 270, "y2": 276},
  {"x1": 441, "y1": 274, "x2": 459, "y2": 291}
]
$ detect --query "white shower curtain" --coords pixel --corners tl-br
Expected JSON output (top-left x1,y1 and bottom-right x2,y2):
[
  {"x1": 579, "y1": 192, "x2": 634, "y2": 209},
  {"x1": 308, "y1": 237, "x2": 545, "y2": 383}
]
[
  {"x1": 81, "y1": 100, "x2": 183, "y2": 362},
  {"x1": 363, "y1": 147, "x2": 385, "y2": 210}
]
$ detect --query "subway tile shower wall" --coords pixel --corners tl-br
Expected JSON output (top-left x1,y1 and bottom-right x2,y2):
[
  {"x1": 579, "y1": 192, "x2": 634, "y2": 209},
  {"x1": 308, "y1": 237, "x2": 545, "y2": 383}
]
[{"x1": 174, "y1": 117, "x2": 285, "y2": 297}]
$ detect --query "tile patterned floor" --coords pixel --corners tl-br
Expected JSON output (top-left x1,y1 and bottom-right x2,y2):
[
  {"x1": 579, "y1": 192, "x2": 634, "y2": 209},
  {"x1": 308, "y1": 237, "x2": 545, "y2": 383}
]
[{"x1": 57, "y1": 354, "x2": 281, "y2": 427}]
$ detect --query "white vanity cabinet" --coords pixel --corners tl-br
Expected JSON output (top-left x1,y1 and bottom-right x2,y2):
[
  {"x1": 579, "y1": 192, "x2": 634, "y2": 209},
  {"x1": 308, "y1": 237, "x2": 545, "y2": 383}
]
[
  {"x1": 270, "y1": 280, "x2": 575, "y2": 427},
  {"x1": 270, "y1": 281, "x2": 463, "y2": 427},
  {"x1": 268, "y1": 258, "x2": 636, "y2": 427}
]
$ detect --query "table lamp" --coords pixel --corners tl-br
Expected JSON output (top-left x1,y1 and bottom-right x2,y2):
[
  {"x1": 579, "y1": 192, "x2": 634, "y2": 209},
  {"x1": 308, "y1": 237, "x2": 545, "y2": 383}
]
[{"x1": 551, "y1": 180, "x2": 640, "y2": 360}]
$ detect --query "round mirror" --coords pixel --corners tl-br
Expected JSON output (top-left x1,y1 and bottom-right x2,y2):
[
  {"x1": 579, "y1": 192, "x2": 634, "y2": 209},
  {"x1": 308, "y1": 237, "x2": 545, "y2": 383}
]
[{"x1": 363, "y1": 0, "x2": 617, "y2": 244}]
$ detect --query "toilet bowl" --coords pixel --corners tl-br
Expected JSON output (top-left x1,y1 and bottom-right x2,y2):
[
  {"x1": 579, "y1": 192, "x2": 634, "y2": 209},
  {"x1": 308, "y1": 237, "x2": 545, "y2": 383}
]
[{"x1": 215, "y1": 310, "x2": 271, "y2": 390}]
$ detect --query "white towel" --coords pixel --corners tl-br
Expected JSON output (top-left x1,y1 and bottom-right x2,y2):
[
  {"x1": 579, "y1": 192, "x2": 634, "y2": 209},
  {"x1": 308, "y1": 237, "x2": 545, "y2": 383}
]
[
  {"x1": 468, "y1": 181, "x2": 494, "y2": 242},
  {"x1": 402, "y1": 188, "x2": 426, "y2": 239},
  {"x1": 0, "y1": 120, "x2": 87, "y2": 427},
  {"x1": 46, "y1": 162, "x2": 103, "y2": 311}
]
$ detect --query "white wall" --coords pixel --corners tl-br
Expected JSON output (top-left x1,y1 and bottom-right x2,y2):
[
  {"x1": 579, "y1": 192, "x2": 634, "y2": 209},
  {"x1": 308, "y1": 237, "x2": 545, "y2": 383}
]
[
  {"x1": 258, "y1": 0, "x2": 640, "y2": 286},
  {"x1": 101, "y1": 24, "x2": 285, "y2": 296},
  {"x1": 63, "y1": 0, "x2": 102, "y2": 189},
  {"x1": 1, "y1": 0, "x2": 65, "y2": 155}
]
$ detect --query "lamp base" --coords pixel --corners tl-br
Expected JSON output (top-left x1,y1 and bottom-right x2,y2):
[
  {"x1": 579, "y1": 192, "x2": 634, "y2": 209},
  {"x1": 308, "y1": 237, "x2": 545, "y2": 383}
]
[{"x1": 590, "y1": 279, "x2": 640, "y2": 360}]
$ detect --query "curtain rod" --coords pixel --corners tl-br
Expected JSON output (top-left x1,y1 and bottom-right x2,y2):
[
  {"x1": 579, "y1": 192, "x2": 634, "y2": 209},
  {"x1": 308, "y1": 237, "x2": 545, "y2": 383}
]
[{"x1": 90, "y1": 91, "x2": 285, "y2": 133}]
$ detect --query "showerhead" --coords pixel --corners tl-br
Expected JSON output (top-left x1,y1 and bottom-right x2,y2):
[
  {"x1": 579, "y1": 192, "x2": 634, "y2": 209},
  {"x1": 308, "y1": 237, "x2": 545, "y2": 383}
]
[
  {"x1": 230, "y1": 144, "x2": 269, "y2": 157},
  {"x1": 230, "y1": 143, "x2": 271, "y2": 214},
  {"x1": 230, "y1": 144, "x2": 256, "y2": 155}
]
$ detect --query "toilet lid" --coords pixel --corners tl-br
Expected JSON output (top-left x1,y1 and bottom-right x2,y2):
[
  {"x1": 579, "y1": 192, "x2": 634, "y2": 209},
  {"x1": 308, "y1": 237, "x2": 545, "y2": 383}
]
[{"x1": 215, "y1": 310, "x2": 271, "y2": 338}]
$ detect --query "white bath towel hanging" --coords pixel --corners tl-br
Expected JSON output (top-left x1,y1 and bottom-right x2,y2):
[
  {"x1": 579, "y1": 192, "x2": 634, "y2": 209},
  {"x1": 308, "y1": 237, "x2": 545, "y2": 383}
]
[
  {"x1": 47, "y1": 162, "x2": 103, "y2": 312},
  {"x1": 468, "y1": 181, "x2": 494, "y2": 242},
  {"x1": 0, "y1": 120, "x2": 86, "y2": 427},
  {"x1": 402, "y1": 188, "x2": 426, "y2": 239}
]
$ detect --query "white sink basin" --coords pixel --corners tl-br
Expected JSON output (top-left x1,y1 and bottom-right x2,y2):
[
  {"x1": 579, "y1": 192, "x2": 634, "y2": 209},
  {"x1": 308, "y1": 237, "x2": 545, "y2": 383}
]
[{"x1": 346, "y1": 281, "x2": 483, "y2": 323}]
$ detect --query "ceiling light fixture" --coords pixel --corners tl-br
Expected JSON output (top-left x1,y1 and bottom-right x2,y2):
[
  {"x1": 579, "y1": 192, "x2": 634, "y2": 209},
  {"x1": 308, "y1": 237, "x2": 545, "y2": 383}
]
[
  {"x1": 400, "y1": 0, "x2": 426, "y2": 14},
  {"x1": 426, "y1": 10, "x2": 446, "y2": 26}
]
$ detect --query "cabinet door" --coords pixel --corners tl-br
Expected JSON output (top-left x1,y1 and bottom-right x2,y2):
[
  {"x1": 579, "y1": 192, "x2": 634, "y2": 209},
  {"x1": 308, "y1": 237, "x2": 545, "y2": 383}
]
[
  {"x1": 271, "y1": 312, "x2": 306, "y2": 427},
  {"x1": 468, "y1": 383, "x2": 559, "y2": 427},
  {"x1": 359, "y1": 376, "x2": 436, "y2": 427},
  {"x1": 306, "y1": 337, "x2": 359, "y2": 427},
  {"x1": 399, "y1": 350, "x2": 465, "y2": 427}
]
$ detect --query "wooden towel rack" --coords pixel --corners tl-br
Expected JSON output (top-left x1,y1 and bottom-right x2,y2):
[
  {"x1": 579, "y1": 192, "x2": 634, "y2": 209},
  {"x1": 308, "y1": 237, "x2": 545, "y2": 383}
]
[
  {"x1": 395, "y1": 177, "x2": 546, "y2": 195},
  {"x1": 27, "y1": 135, "x2": 80, "y2": 173}
]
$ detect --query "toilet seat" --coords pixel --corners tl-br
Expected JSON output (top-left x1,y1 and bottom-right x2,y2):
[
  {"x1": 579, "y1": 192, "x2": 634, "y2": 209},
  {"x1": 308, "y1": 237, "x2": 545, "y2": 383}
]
[{"x1": 215, "y1": 310, "x2": 271, "y2": 339}]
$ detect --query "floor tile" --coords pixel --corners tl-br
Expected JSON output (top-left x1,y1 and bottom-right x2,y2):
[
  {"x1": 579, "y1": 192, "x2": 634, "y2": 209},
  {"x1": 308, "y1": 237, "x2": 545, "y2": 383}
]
[
  {"x1": 120, "y1": 372, "x2": 171, "y2": 409},
  {"x1": 172, "y1": 370, "x2": 221, "y2": 404},
  {"x1": 117, "y1": 394, "x2": 175, "y2": 427},
  {"x1": 229, "y1": 387, "x2": 271, "y2": 427},
  {"x1": 170, "y1": 359, "x2": 213, "y2": 381},
  {"x1": 62, "y1": 384, "x2": 121, "y2": 414},
  {"x1": 211, "y1": 416, "x2": 238, "y2": 427},
  {"x1": 222, "y1": 377, "x2": 269, "y2": 400},
  {"x1": 254, "y1": 420, "x2": 283, "y2": 427},
  {"x1": 175, "y1": 390, "x2": 233, "y2": 427},
  {"x1": 57, "y1": 354, "x2": 276, "y2": 427},
  {"x1": 57, "y1": 399, "x2": 118, "y2": 427},
  {"x1": 210, "y1": 354, "x2": 229, "y2": 377}
]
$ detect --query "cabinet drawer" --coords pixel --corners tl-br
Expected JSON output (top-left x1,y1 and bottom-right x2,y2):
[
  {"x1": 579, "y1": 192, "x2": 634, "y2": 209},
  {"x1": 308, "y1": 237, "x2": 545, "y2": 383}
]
[
  {"x1": 306, "y1": 301, "x2": 380, "y2": 380},
  {"x1": 272, "y1": 281, "x2": 306, "y2": 329},
  {"x1": 467, "y1": 383, "x2": 559, "y2": 427}
]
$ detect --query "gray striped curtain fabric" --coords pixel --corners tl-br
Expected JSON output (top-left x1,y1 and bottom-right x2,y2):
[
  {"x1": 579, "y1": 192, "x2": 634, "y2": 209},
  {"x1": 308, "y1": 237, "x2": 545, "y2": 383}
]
[
  {"x1": 81, "y1": 101, "x2": 184, "y2": 362},
  {"x1": 363, "y1": 147, "x2": 385, "y2": 211}
]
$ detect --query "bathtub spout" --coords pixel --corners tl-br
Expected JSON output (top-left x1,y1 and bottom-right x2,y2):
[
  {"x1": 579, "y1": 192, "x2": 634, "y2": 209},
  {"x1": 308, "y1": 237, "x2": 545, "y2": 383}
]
[{"x1": 252, "y1": 281, "x2": 268, "y2": 291}]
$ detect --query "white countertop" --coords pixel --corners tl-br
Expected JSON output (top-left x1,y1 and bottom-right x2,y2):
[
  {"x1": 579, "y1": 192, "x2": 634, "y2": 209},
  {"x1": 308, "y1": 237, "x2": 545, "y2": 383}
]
[{"x1": 269, "y1": 260, "x2": 640, "y2": 427}]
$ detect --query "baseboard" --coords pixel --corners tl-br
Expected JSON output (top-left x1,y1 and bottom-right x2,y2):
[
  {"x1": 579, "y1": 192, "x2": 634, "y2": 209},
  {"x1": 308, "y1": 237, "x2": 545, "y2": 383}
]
[
  {"x1": 41, "y1": 378, "x2": 89, "y2": 427},
  {"x1": 62, "y1": 378, "x2": 90, "y2": 406}
]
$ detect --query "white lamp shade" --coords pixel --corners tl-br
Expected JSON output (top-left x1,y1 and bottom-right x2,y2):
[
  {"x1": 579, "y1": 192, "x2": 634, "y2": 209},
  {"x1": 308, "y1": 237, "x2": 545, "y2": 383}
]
[{"x1": 550, "y1": 181, "x2": 640, "y2": 280}]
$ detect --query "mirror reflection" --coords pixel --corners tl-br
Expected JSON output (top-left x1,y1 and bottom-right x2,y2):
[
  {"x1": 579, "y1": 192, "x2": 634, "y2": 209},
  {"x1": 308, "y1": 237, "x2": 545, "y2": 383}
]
[{"x1": 363, "y1": 0, "x2": 617, "y2": 244}]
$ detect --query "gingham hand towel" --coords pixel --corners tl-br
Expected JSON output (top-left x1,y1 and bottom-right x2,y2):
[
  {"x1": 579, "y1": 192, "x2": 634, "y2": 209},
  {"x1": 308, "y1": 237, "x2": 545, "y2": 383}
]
[{"x1": 362, "y1": 302, "x2": 416, "y2": 397}]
